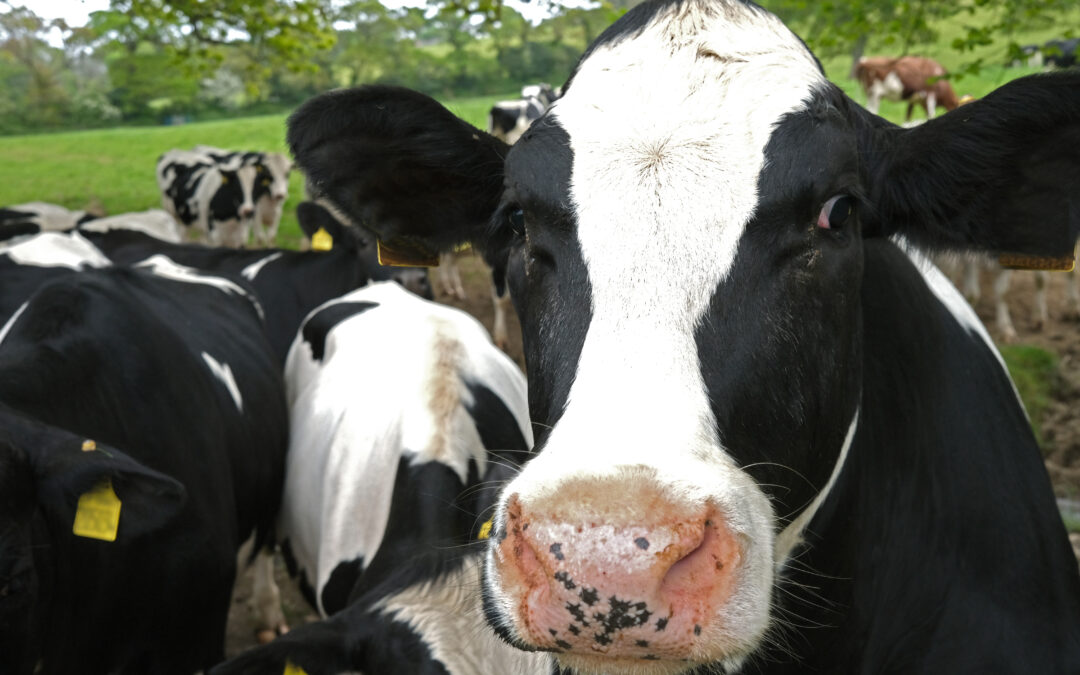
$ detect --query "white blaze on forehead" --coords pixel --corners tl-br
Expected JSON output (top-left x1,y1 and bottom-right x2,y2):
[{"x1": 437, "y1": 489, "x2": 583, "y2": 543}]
[{"x1": 537, "y1": 0, "x2": 825, "y2": 476}]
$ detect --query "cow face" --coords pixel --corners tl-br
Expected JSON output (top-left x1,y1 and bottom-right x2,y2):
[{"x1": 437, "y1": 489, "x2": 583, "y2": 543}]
[{"x1": 287, "y1": 1, "x2": 1080, "y2": 671}]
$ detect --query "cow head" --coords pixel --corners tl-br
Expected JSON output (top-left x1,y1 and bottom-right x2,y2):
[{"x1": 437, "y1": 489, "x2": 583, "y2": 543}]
[
  {"x1": 0, "y1": 406, "x2": 185, "y2": 649},
  {"x1": 286, "y1": 0, "x2": 1080, "y2": 671}
]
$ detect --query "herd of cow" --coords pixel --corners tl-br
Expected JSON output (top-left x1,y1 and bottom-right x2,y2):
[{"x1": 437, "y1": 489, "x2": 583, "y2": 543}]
[{"x1": 3, "y1": 1, "x2": 1080, "y2": 674}]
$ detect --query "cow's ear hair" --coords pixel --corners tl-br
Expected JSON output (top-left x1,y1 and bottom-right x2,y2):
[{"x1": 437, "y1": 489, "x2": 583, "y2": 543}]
[
  {"x1": 855, "y1": 71, "x2": 1080, "y2": 258},
  {"x1": 287, "y1": 85, "x2": 509, "y2": 256},
  {"x1": 26, "y1": 433, "x2": 187, "y2": 540}
]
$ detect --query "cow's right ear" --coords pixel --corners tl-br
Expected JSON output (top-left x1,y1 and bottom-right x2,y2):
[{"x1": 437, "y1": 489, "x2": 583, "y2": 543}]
[
  {"x1": 287, "y1": 85, "x2": 509, "y2": 256},
  {"x1": 18, "y1": 429, "x2": 187, "y2": 541}
]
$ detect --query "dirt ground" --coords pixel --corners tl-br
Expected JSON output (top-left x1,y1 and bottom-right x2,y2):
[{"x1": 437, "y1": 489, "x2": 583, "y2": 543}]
[{"x1": 225, "y1": 254, "x2": 1080, "y2": 657}]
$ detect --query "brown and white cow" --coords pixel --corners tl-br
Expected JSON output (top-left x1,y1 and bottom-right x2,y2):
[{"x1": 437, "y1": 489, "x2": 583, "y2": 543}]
[
  {"x1": 854, "y1": 55, "x2": 960, "y2": 120},
  {"x1": 285, "y1": 0, "x2": 1080, "y2": 672}
]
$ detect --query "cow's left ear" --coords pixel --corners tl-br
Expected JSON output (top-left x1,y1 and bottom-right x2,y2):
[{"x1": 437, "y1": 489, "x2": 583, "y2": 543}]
[{"x1": 856, "y1": 71, "x2": 1080, "y2": 259}]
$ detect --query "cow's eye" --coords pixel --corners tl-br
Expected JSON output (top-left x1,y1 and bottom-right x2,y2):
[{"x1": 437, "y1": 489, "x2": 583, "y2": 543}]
[
  {"x1": 817, "y1": 195, "x2": 854, "y2": 230},
  {"x1": 507, "y1": 208, "x2": 525, "y2": 237}
]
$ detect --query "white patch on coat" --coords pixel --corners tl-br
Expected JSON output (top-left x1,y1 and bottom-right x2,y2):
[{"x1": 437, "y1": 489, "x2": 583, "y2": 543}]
[
  {"x1": 2, "y1": 201, "x2": 89, "y2": 231},
  {"x1": 773, "y1": 410, "x2": 859, "y2": 566},
  {"x1": 490, "y1": 0, "x2": 827, "y2": 661},
  {"x1": 135, "y1": 254, "x2": 264, "y2": 319},
  {"x1": 901, "y1": 241, "x2": 1025, "y2": 413},
  {"x1": 281, "y1": 282, "x2": 530, "y2": 616},
  {"x1": 201, "y1": 351, "x2": 244, "y2": 412},
  {"x1": 0, "y1": 301, "x2": 29, "y2": 349},
  {"x1": 78, "y1": 209, "x2": 184, "y2": 243},
  {"x1": 241, "y1": 251, "x2": 284, "y2": 281},
  {"x1": 375, "y1": 556, "x2": 552, "y2": 675},
  {"x1": 1, "y1": 231, "x2": 110, "y2": 269}
]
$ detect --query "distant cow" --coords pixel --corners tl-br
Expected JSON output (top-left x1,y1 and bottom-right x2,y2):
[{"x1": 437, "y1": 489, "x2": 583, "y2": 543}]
[
  {"x1": 488, "y1": 83, "x2": 558, "y2": 145},
  {"x1": 156, "y1": 149, "x2": 264, "y2": 247},
  {"x1": 285, "y1": 0, "x2": 1080, "y2": 670},
  {"x1": 0, "y1": 202, "x2": 98, "y2": 244},
  {"x1": 0, "y1": 259, "x2": 287, "y2": 672},
  {"x1": 84, "y1": 203, "x2": 431, "y2": 362},
  {"x1": 76, "y1": 209, "x2": 184, "y2": 243},
  {"x1": 194, "y1": 145, "x2": 293, "y2": 247},
  {"x1": 211, "y1": 281, "x2": 547, "y2": 674},
  {"x1": 854, "y1": 55, "x2": 960, "y2": 120}
]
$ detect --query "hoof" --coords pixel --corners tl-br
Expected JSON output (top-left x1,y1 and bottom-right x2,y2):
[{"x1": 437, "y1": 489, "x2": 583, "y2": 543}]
[{"x1": 255, "y1": 624, "x2": 289, "y2": 644}]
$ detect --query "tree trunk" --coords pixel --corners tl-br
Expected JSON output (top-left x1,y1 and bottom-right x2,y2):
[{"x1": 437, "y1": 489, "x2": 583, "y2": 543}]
[{"x1": 849, "y1": 33, "x2": 868, "y2": 79}]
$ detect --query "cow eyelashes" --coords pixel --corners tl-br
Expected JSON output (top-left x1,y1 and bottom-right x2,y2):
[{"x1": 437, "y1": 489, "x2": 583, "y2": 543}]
[{"x1": 817, "y1": 195, "x2": 854, "y2": 230}]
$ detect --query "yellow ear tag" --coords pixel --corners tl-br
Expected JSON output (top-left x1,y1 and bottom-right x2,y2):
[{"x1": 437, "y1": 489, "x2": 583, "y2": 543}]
[
  {"x1": 998, "y1": 253, "x2": 1075, "y2": 272},
  {"x1": 283, "y1": 661, "x2": 309, "y2": 675},
  {"x1": 72, "y1": 480, "x2": 122, "y2": 542},
  {"x1": 81, "y1": 439, "x2": 97, "y2": 452},
  {"x1": 377, "y1": 239, "x2": 440, "y2": 268},
  {"x1": 478, "y1": 518, "x2": 493, "y2": 540},
  {"x1": 311, "y1": 227, "x2": 333, "y2": 252}
]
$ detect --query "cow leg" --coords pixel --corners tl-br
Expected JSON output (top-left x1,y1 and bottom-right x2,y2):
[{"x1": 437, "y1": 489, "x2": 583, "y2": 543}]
[
  {"x1": 865, "y1": 91, "x2": 881, "y2": 115},
  {"x1": 1034, "y1": 271, "x2": 1049, "y2": 331},
  {"x1": 926, "y1": 91, "x2": 938, "y2": 119},
  {"x1": 251, "y1": 546, "x2": 289, "y2": 643},
  {"x1": 994, "y1": 268, "x2": 1018, "y2": 343},
  {"x1": 905, "y1": 100, "x2": 915, "y2": 121},
  {"x1": 1066, "y1": 264, "x2": 1080, "y2": 320},
  {"x1": 492, "y1": 274, "x2": 513, "y2": 352},
  {"x1": 437, "y1": 252, "x2": 466, "y2": 300},
  {"x1": 962, "y1": 257, "x2": 981, "y2": 304}
]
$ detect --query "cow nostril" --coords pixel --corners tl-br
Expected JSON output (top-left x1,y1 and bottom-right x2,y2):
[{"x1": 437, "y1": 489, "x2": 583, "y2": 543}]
[{"x1": 659, "y1": 518, "x2": 739, "y2": 600}]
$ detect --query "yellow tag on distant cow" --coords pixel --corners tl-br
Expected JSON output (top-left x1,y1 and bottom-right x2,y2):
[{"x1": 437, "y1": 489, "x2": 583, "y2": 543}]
[
  {"x1": 283, "y1": 661, "x2": 309, "y2": 675},
  {"x1": 478, "y1": 518, "x2": 493, "y2": 540},
  {"x1": 81, "y1": 439, "x2": 97, "y2": 452},
  {"x1": 72, "y1": 480, "x2": 122, "y2": 542},
  {"x1": 377, "y1": 239, "x2": 440, "y2": 268},
  {"x1": 998, "y1": 253, "x2": 1075, "y2": 272},
  {"x1": 311, "y1": 227, "x2": 333, "y2": 252}
]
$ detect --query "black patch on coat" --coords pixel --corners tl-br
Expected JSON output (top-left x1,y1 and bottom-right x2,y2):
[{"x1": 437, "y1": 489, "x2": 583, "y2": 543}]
[{"x1": 301, "y1": 301, "x2": 379, "y2": 362}]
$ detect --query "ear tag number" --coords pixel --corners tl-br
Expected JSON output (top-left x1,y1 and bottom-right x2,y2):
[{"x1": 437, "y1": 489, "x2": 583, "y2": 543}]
[
  {"x1": 311, "y1": 227, "x2": 333, "y2": 252},
  {"x1": 478, "y1": 518, "x2": 493, "y2": 540},
  {"x1": 284, "y1": 661, "x2": 309, "y2": 675},
  {"x1": 73, "y1": 480, "x2": 122, "y2": 542},
  {"x1": 377, "y1": 239, "x2": 440, "y2": 268},
  {"x1": 998, "y1": 253, "x2": 1075, "y2": 272}
]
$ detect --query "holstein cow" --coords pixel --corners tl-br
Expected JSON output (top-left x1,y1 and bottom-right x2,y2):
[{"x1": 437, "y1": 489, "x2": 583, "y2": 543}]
[
  {"x1": 0, "y1": 261, "x2": 288, "y2": 673},
  {"x1": 84, "y1": 204, "x2": 430, "y2": 362},
  {"x1": 211, "y1": 281, "x2": 548, "y2": 675},
  {"x1": 76, "y1": 208, "x2": 184, "y2": 243},
  {"x1": 0, "y1": 202, "x2": 98, "y2": 244},
  {"x1": 286, "y1": 0, "x2": 1080, "y2": 672},
  {"x1": 156, "y1": 148, "x2": 265, "y2": 247},
  {"x1": 0, "y1": 231, "x2": 110, "y2": 326},
  {"x1": 854, "y1": 55, "x2": 960, "y2": 120},
  {"x1": 195, "y1": 145, "x2": 294, "y2": 246}
]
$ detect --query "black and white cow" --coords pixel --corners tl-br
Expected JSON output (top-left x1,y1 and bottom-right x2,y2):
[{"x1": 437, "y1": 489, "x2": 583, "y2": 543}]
[
  {"x1": 488, "y1": 84, "x2": 559, "y2": 145},
  {"x1": 84, "y1": 205, "x2": 430, "y2": 362},
  {"x1": 211, "y1": 281, "x2": 548, "y2": 675},
  {"x1": 156, "y1": 149, "x2": 265, "y2": 247},
  {"x1": 0, "y1": 259, "x2": 288, "y2": 673},
  {"x1": 285, "y1": 0, "x2": 1080, "y2": 672},
  {"x1": 0, "y1": 202, "x2": 98, "y2": 244},
  {"x1": 0, "y1": 231, "x2": 110, "y2": 325},
  {"x1": 195, "y1": 145, "x2": 294, "y2": 246},
  {"x1": 76, "y1": 208, "x2": 184, "y2": 243}
]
